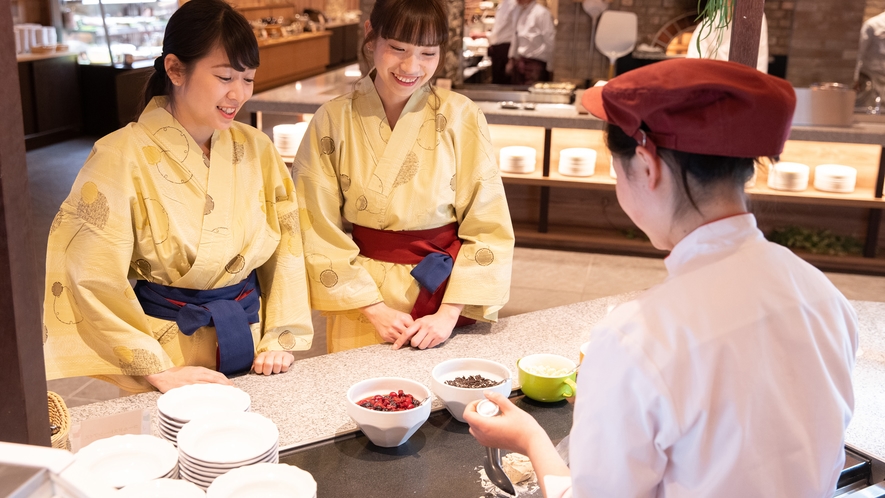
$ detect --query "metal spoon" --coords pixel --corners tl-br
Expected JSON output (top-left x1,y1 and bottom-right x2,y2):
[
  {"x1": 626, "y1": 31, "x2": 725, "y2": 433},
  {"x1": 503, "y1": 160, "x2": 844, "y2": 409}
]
[{"x1": 476, "y1": 399, "x2": 516, "y2": 496}]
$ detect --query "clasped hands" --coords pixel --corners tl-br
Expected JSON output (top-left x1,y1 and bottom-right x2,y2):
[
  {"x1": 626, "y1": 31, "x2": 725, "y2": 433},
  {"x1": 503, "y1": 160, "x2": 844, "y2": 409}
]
[
  {"x1": 360, "y1": 302, "x2": 464, "y2": 350},
  {"x1": 145, "y1": 350, "x2": 295, "y2": 393}
]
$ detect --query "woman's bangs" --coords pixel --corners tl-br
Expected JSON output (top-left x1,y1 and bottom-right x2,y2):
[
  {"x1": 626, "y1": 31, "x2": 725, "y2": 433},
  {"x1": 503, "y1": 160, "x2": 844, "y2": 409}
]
[
  {"x1": 221, "y1": 15, "x2": 260, "y2": 71},
  {"x1": 380, "y1": 11, "x2": 448, "y2": 47}
]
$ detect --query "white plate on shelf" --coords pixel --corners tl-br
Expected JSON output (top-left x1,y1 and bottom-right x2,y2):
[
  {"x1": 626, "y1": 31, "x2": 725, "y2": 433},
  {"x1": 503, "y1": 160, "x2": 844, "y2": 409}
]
[
  {"x1": 207, "y1": 463, "x2": 317, "y2": 498},
  {"x1": 118, "y1": 478, "x2": 204, "y2": 497},
  {"x1": 74, "y1": 434, "x2": 178, "y2": 489},
  {"x1": 177, "y1": 412, "x2": 279, "y2": 464},
  {"x1": 157, "y1": 384, "x2": 251, "y2": 423}
]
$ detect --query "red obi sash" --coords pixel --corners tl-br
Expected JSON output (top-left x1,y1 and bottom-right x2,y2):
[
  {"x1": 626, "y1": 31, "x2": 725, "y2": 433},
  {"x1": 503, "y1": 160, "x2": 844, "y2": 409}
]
[{"x1": 351, "y1": 222, "x2": 475, "y2": 327}]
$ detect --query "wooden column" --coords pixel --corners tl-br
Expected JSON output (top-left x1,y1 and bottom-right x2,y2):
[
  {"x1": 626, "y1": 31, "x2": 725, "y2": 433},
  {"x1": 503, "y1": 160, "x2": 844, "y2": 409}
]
[
  {"x1": 0, "y1": 0, "x2": 51, "y2": 446},
  {"x1": 729, "y1": 0, "x2": 765, "y2": 69}
]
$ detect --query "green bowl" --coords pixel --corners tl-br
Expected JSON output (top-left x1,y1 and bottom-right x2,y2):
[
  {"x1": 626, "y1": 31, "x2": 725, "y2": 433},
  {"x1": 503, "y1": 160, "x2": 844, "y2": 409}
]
[{"x1": 517, "y1": 354, "x2": 577, "y2": 402}]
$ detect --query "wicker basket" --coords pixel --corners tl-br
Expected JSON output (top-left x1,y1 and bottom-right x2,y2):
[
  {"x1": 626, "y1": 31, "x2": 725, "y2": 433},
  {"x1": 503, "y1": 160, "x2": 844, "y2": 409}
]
[{"x1": 48, "y1": 391, "x2": 71, "y2": 450}]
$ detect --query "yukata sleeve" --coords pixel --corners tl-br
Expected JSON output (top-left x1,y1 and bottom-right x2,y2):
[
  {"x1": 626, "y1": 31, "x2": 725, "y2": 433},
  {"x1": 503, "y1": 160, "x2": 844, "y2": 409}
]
[
  {"x1": 255, "y1": 141, "x2": 314, "y2": 354},
  {"x1": 293, "y1": 107, "x2": 383, "y2": 311},
  {"x1": 43, "y1": 143, "x2": 174, "y2": 380},
  {"x1": 444, "y1": 105, "x2": 515, "y2": 322}
]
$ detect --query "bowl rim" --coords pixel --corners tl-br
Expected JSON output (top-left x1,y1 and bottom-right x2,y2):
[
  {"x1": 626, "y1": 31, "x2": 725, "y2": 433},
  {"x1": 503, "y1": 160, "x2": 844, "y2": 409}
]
[
  {"x1": 430, "y1": 357, "x2": 513, "y2": 391},
  {"x1": 347, "y1": 377, "x2": 431, "y2": 414},
  {"x1": 517, "y1": 353, "x2": 577, "y2": 378}
]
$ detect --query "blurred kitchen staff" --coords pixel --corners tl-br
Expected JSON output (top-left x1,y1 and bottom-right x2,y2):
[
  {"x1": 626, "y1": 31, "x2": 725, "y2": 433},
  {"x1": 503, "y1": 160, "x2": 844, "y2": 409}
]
[
  {"x1": 507, "y1": 0, "x2": 555, "y2": 84},
  {"x1": 854, "y1": 11, "x2": 885, "y2": 110},
  {"x1": 686, "y1": 8, "x2": 769, "y2": 73},
  {"x1": 42, "y1": 0, "x2": 313, "y2": 393},
  {"x1": 464, "y1": 59, "x2": 857, "y2": 497},
  {"x1": 294, "y1": 0, "x2": 514, "y2": 352},
  {"x1": 487, "y1": 0, "x2": 518, "y2": 84}
]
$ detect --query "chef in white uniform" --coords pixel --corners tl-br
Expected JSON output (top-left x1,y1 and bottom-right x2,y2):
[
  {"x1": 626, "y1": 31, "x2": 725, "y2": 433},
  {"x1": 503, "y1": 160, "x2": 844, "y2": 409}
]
[
  {"x1": 506, "y1": 0, "x2": 555, "y2": 84},
  {"x1": 464, "y1": 58, "x2": 858, "y2": 498},
  {"x1": 855, "y1": 11, "x2": 885, "y2": 109}
]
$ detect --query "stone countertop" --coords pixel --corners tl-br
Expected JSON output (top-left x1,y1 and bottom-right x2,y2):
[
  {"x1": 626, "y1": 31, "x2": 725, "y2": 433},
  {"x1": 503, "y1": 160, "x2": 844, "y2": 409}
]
[
  {"x1": 71, "y1": 295, "x2": 885, "y2": 462},
  {"x1": 244, "y1": 65, "x2": 885, "y2": 145}
]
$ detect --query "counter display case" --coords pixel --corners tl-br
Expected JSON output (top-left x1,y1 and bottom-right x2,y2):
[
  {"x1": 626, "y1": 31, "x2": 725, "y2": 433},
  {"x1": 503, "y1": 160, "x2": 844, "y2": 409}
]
[{"x1": 59, "y1": 0, "x2": 178, "y2": 64}]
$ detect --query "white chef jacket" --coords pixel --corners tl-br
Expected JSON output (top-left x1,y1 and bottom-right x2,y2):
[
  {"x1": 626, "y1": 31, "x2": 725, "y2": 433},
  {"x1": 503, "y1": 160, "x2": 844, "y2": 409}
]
[
  {"x1": 855, "y1": 12, "x2": 885, "y2": 84},
  {"x1": 687, "y1": 13, "x2": 769, "y2": 73},
  {"x1": 507, "y1": 1, "x2": 555, "y2": 70},
  {"x1": 488, "y1": 0, "x2": 517, "y2": 46},
  {"x1": 546, "y1": 214, "x2": 857, "y2": 498}
]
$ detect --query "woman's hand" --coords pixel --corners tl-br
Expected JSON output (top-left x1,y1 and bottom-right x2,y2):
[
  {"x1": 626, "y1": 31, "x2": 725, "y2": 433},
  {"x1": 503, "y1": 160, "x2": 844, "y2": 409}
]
[
  {"x1": 144, "y1": 366, "x2": 233, "y2": 393},
  {"x1": 394, "y1": 303, "x2": 464, "y2": 350},
  {"x1": 253, "y1": 350, "x2": 295, "y2": 375},
  {"x1": 464, "y1": 392, "x2": 571, "y2": 497},
  {"x1": 360, "y1": 302, "x2": 415, "y2": 346},
  {"x1": 463, "y1": 392, "x2": 548, "y2": 454}
]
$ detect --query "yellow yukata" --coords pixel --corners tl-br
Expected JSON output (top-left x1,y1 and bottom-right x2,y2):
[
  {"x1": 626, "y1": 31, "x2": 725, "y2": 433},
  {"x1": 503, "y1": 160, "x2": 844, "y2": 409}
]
[
  {"x1": 294, "y1": 75, "x2": 514, "y2": 352},
  {"x1": 43, "y1": 97, "x2": 313, "y2": 393}
]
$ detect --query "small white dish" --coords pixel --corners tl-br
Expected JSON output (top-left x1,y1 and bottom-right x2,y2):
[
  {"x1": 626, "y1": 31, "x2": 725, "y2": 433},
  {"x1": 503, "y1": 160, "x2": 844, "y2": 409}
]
[
  {"x1": 207, "y1": 463, "x2": 317, "y2": 498},
  {"x1": 431, "y1": 358, "x2": 512, "y2": 423},
  {"x1": 74, "y1": 434, "x2": 178, "y2": 489},
  {"x1": 179, "y1": 442, "x2": 278, "y2": 470},
  {"x1": 557, "y1": 148, "x2": 597, "y2": 177},
  {"x1": 118, "y1": 478, "x2": 205, "y2": 497},
  {"x1": 177, "y1": 412, "x2": 278, "y2": 464},
  {"x1": 157, "y1": 384, "x2": 251, "y2": 423},
  {"x1": 346, "y1": 377, "x2": 431, "y2": 448}
]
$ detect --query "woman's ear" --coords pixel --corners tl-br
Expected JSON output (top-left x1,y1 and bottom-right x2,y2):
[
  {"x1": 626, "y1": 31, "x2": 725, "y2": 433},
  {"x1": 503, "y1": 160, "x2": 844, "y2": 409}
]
[
  {"x1": 164, "y1": 54, "x2": 185, "y2": 87},
  {"x1": 634, "y1": 145, "x2": 664, "y2": 191},
  {"x1": 364, "y1": 20, "x2": 375, "y2": 51}
]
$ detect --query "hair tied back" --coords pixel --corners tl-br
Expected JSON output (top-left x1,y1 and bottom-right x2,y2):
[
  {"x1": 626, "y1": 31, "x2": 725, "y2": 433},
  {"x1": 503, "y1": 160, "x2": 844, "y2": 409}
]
[{"x1": 153, "y1": 54, "x2": 166, "y2": 73}]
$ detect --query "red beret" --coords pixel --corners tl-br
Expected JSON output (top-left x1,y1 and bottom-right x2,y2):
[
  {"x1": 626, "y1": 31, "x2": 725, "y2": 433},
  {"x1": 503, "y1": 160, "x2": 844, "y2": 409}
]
[{"x1": 581, "y1": 59, "x2": 796, "y2": 157}]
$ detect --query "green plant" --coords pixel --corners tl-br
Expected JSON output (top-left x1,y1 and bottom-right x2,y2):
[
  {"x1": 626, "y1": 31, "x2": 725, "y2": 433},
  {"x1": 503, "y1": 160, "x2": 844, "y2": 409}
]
[
  {"x1": 694, "y1": 0, "x2": 733, "y2": 55},
  {"x1": 767, "y1": 226, "x2": 863, "y2": 256}
]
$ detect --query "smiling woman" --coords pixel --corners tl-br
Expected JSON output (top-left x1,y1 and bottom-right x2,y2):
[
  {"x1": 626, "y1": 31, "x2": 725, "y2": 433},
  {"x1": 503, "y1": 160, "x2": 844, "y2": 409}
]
[
  {"x1": 293, "y1": 0, "x2": 515, "y2": 353},
  {"x1": 42, "y1": 0, "x2": 314, "y2": 394}
]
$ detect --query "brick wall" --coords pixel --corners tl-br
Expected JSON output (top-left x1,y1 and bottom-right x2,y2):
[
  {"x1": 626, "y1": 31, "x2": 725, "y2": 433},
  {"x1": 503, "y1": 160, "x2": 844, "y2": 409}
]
[
  {"x1": 786, "y1": 0, "x2": 865, "y2": 86},
  {"x1": 864, "y1": 0, "x2": 885, "y2": 20}
]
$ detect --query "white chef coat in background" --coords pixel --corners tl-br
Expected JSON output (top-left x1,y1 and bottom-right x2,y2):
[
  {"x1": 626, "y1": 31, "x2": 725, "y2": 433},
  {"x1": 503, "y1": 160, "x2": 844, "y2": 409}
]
[
  {"x1": 507, "y1": 1, "x2": 555, "y2": 71},
  {"x1": 855, "y1": 12, "x2": 885, "y2": 96},
  {"x1": 687, "y1": 13, "x2": 769, "y2": 73},
  {"x1": 488, "y1": 0, "x2": 517, "y2": 46},
  {"x1": 546, "y1": 214, "x2": 857, "y2": 497}
]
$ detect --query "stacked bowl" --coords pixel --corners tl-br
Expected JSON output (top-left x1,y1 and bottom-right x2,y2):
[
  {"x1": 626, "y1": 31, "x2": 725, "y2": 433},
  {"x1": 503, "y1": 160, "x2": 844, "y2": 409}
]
[
  {"x1": 768, "y1": 162, "x2": 810, "y2": 192},
  {"x1": 272, "y1": 122, "x2": 309, "y2": 159},
  {"x1": 499, "y1": 146, "x2": 537, "y2": 174},
  {"x1": 156, "y1": 384, "x2": 251, "y2": 446},
  {"x1": 207, "y1": 463, "x2": 317, "y2": 498},
  {"x1": 814, "y1": 164, "x2": 857, "y2": 193},
  {"x1": 557, "y1": 148, "x2": 597, "y2": 177},
  {"x1": 176, "y1": 412, "x2": 280, "y2": 490},
  {"x1": 71, "y1": 434, "x2": 179, "y2": 489}
]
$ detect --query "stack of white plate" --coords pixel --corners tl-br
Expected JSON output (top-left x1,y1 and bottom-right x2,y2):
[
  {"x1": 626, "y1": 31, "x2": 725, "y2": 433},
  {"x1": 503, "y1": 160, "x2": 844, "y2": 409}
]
[
  {"x1": 119, "y1": 478, "x2": 206, "y2": 497},
  {"x1": 176, "y1": 412, "x2": 280, "y2": 490},
  {"x1": 558, "y1": 148, "x2": 597, "y2": 177},
  {"x1": 207, "y1": 463, "x2": 317, "y2": 498},
  {"x1": 767, "y1": 162, "x2": 810, "y2": 192},
  {"x1": 500, "y1": 146, "x2": 537, "y2": 174},
  {"x1": 272, "y1": 122, "x2": 309, "y2": 159},
  {"x1": 71, "y1": 435, "x2": 178, "y2": 489},
  {"x1": 814, "y1": 164, "x2": 857, "y2": 193},
  {"x1": 156, "y1": 384, "x2": 251, "y2": 445}
]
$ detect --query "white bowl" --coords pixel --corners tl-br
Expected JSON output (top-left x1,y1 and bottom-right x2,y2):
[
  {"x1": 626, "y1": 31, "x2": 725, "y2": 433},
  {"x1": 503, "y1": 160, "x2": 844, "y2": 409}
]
[
  {"x1": 345, "y1": 377, "x2": 431, "y2": 447},
  {"x1": 207, "y1": 463, "x2": 317, "y2": 498},
  {"x1": 430, "y1": 358, "x2": 512, "y2": 422},
  {"x1": 119, "y1": 478, "x2": 205, "y2": 497}
]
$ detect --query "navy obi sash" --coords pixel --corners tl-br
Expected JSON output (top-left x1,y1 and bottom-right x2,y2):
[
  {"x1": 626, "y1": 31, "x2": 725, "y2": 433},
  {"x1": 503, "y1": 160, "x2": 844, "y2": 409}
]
[{"x1": 134, "y1": 271, "x2": 260, "y2": 375}]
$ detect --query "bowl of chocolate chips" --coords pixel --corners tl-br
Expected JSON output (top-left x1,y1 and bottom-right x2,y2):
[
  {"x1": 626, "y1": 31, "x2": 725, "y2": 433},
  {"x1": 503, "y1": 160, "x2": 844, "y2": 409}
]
[{"x1": 431, "y1": 358, "x2": 512, "y2": 423}]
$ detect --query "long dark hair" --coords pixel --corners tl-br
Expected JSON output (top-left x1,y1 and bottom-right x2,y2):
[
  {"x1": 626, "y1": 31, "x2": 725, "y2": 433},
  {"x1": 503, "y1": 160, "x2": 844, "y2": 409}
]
[
  {"x1": 605, "y1": 123, "x2": 757, "y2": 215},
  {"x1": 143, "y1": 0, "x2": 259, "y2": 109},
  {"x1": 361, "y1": 0, "x2": 449, "y2": 71}
]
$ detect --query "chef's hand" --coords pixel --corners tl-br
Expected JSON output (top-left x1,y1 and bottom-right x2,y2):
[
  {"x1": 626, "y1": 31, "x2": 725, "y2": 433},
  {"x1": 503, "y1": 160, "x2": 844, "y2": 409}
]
[
  {"x1": 465, "y1": 392, "x2": 571, "y2": 498},
  {"x1": 360, "y1": 302, "x2": 415, "y2": 345},
  {"x1": 252, "y1": 350, "x2": 295, "y2": 375},
  {"x1": 394, "y1": 303, "x2": 464, "y2": 350},
  {"x1": 505, "y1": 58, "x2": 514, "y2": 75},
  {"x1": 144, "y1": 366, "x2": 233, "y2": 393},
  {"x1": 463, "y1": 392, "x2": 548, "y2": 455}
]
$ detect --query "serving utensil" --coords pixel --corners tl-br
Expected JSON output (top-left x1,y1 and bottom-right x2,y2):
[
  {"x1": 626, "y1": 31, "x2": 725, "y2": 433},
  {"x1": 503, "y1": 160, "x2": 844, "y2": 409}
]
[{"x1": 476, "y1": 400, "x2": 516, "y2": 496}]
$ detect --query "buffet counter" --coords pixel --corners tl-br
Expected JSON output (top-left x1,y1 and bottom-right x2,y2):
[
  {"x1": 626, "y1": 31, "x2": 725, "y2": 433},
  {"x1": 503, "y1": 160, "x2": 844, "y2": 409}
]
[{"x1": 70, "y1": 295, "x2": 885, "y2": 469}]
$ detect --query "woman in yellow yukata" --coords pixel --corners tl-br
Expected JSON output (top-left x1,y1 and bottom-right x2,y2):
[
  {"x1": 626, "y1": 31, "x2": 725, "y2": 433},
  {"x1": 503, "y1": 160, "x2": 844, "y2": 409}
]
[
  {"x1": 295, "y1": 0, "x2": 515, "y2": 353},
  {"x1": 42, "y1": 0, "x2": 313, "y2": 393}
]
